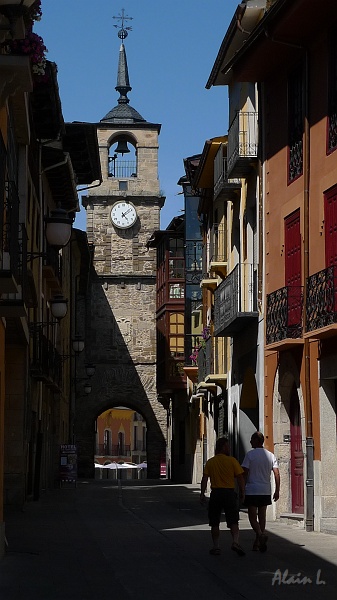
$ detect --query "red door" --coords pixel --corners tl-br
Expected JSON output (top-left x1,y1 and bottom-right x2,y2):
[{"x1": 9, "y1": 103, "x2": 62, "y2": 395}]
[
  {"x1": 285, "y1": 210, "x2": 301, "y2": 329},
  {"x1": 324, "y1": 186, "x2": 337, "y2": 313},
  {"x1": 290, "y1": 384, "x2": 304, "y2": 513}
]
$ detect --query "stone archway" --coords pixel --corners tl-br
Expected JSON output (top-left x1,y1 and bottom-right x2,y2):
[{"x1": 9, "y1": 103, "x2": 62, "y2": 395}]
[{"x1": 75, "y1": 363, "x2": 166, "y2": 479}]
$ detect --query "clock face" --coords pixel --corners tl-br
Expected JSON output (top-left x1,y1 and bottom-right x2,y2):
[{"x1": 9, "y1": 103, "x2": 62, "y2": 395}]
[{"x1": 110, "y1": 201, "x2": 137, "y2": 229}]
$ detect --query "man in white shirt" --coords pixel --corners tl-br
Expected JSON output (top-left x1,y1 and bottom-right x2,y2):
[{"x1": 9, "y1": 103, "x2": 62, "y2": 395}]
[{"x1": 241, "y1": 431, "x2": 280, "y2": 552}]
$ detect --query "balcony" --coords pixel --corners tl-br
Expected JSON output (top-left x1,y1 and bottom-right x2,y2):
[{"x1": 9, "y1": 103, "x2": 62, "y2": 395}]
[
  {"x1": 197, "y1": 338, "x2": 213, "y2": 383},
  {"x1": 214, "y1": 152, "x2": 241, "y2": 201},
  {"x1": 0, "y1": 54, "x2": 33, "y2": 108},
  {"x1": 306, "y1": 266, "x2": 337, "y2": 338},
  {"x1": 0, "y1": 180, "x2": 20, "y2": 293},
  {"x1": 108, "y1": 158, "x2": 137, "y2": 178},
  {"x1": 0, "y1": 221, "x2": 31, "y2": 317},
  {"x1": 214, "y1": 263, "x2": 258, "y2": 337},
  {"x1": 266, "y1": 286, "x2": 303, "y2": 347},
  {"x1": 95, "y1": 444, "x2": 131, "y2": 457},
  {"x1": 30, "y1": 329, "x2": 62, "y2": 389},
  {"x1": 209, "y1": 223, "x2": 228, "y2": 278},
  {"x1": 227, "y1": 111, "x2": 258, "y2": 178}
]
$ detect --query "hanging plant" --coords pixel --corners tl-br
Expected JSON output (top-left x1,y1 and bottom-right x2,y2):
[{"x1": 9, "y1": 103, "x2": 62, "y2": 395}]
[{"x1": 1, "y1": 30, "x2": 48, "y2": 80}]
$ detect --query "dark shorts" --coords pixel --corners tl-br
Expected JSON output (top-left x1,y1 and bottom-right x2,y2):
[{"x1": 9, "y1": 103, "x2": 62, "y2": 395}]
[
  {"x1": 208, "y1": 488, "x2": 239, "y2": 528},
  {"x1": 243, "y1": 494, "x2": 272, "y2": 508}
]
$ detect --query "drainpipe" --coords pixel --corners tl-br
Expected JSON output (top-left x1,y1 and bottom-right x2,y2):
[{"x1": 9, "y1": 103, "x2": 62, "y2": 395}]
[{"x1": 303, "y1": 52, "x2": 314, "y2": 532}]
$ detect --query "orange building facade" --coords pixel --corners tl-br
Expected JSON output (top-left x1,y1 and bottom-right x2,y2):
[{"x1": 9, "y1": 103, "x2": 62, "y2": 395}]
[{"x1": 226, "y1": 0, "x2": 337, "y2": 533}]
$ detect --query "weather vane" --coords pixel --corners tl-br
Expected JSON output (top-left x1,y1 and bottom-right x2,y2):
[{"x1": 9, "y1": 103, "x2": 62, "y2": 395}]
[{"x1": 113, "y1": 8, "x2": 133, "y2": 41}]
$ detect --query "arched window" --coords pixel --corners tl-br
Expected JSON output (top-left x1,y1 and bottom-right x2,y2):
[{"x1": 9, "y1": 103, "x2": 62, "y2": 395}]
[{"x1": 104, "y1": 429, "x2": 112, "y2": 455}]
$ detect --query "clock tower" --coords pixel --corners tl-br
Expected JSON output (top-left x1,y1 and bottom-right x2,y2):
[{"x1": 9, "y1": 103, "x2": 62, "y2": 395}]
[{"x1": 78, "y1": 15, "x2": 166, "y2": 479}]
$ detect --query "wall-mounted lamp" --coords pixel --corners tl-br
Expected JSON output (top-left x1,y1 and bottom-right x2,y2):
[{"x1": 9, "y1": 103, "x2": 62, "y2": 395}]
[
  {"x1": 72, "y1": 334, "x2": 85, "y2": 355},
  {"x1": 61, "y1": 335, "x2": 85, "y2": 361},
  {"x1": 83, "y1": 381, "x2": 92, "y2": 395},
  {"x1": 45, "y1": 207, "x2": 73, "y2": 248},
  {"x1": 85, "y1": 363, "x2": 96, "y2": 378},
  {"x1": 48, "y1": 294, "x2": 68, "y2": 321},
  {"x1": 27, "y1": 207, "x2": 73, "y2": 261}
]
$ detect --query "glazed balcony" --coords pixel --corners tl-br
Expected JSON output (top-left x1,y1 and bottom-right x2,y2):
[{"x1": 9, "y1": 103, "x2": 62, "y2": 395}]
[
  {"x1": 306, "y1": 266, "x2": 337, "y2": 336},
  {"x1": 213, "y1": 151, "x2": 241, "y2": 201},
  {"x1": 227, "y1": 111, "x2": 258, "y2": 178},
  {"x1": 266, "y1": 285, "x2": 303, "y2": 346},
  {"x1": 214, "y1": 263, "x2": 258, "y2": 336}
]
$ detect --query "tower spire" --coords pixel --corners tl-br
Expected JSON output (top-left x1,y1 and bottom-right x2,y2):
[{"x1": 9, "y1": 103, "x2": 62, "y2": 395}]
[{"x1": 112, "y1": 9, "x2": 133, "y2": 105}]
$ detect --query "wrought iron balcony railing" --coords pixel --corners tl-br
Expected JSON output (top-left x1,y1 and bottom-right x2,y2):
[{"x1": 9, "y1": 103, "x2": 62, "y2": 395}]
[
  {"x1": 30, "y1": 329, "x2": 62, "y2": 389},
  {"x1": 214, "y1": 152, "x2": 241, "y2": 200},
  {"x1": 197, "y1": 338, "x2": 212, "y2": 383},
  {"x1": 95, "y1": 444, "x2": 131, "y2": 457},
  {"x1": 214, "y1": 263, "x2": 258, "y2": 336},
  {"x1": 108, "y1": 159, "x2": 137, "y2": 178},
  {"x1": 266, "y1": 285, "x2": 303, "y2": 345},
  {"x1": 306, "y1": 265, "x2": 337, "y2": 331},
  {"x1": 227, "y1": 111, "x2": 258, "y2": 178},
  {"x1": 0, "y1": 180, "x2": 21, "y2": 293},
  {"x1": 328, "y1": 111, "x2": 337, "y2": 153}
]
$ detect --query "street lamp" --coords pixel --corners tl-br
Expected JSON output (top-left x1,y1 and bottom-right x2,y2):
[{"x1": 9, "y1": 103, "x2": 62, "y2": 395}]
[
  {"x1": 85, "y1": 363, "x2": 96, "y2": 378},
  {"x1": 72, "y1": 334, "x2": 84, "y2": 355},
  {"x1": 45, "y1": 207, "x2": 73, "y2": 248},
  {"x1": 48, "y1": 294, "x2": 68, "y2": 321}
]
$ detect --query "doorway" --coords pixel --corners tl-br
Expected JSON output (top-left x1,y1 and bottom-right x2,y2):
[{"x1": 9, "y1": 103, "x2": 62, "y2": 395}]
[{"x1": 290, "y1": 384, "x2": 304, "y2": 513}]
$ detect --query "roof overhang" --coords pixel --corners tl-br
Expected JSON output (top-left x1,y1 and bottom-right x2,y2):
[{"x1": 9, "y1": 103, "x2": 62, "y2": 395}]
[
  {"x1": 64, "y1": 122, "x2": 102, "y2": 185},
  {"x1": 193, "y1": 136, "x2": 227, "y2": 190},
  {"x1": 215, "y1": 0, "x2": 337, "y2": 84},
  {"x1": 42, "y1": 146, "x2": 79, "y2": 213},
  {"x1": 206, "y1": 0, "x2": 267, "y2": 88}
]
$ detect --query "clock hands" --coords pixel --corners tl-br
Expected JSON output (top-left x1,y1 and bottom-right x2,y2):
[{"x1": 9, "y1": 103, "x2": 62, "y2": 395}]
[{"x1": 121, "y1": 208, "x2": 133, "y2": 218}]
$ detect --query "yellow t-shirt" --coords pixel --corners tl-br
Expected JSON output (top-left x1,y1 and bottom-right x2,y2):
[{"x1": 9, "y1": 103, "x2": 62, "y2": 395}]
[{"x1": 204, "y1": 454, "x2": 244, "y2": 489}]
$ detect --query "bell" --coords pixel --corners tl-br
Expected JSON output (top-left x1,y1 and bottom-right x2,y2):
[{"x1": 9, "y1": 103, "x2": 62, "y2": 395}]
[{"x1": 114, "y1": 138, "x2": 130, "y2": 155}]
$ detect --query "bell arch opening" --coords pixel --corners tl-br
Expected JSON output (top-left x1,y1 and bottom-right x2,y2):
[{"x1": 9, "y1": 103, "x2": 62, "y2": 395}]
[{"x1": 108, "y1": 133, "x2": 137, "y2": 179}]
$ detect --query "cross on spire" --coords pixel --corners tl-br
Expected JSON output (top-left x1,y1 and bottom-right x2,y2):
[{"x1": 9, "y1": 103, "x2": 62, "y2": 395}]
[{"x1": 113, "y1": 8, "x2": 133, "y2": 41}]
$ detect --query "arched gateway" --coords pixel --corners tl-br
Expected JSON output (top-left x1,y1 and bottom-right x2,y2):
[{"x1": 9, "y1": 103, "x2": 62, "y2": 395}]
[{"x1": 76, "y1": 16, "x2": 166, "y2": 478}]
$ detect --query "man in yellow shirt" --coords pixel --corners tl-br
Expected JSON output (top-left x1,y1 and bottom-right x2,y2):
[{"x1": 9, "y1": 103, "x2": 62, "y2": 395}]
[{"x1": 200, "y1": 437, "x2": 246, "y2": 556}]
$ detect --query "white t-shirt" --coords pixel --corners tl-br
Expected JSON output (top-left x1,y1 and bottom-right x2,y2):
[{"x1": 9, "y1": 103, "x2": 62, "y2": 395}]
[{"x1": 241, "y1": 448, "x2": 278, "y2": 495}]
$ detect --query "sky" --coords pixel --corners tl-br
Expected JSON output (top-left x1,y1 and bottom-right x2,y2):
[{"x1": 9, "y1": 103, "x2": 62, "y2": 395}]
[{"x1": 35, "y1": 0, "x2": 239, "y2": 230}]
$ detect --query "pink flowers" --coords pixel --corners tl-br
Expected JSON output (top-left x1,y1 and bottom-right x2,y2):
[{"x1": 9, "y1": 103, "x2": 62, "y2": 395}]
[{"x1": 3, "y1": 31, "x2": 48, "y2": 79}]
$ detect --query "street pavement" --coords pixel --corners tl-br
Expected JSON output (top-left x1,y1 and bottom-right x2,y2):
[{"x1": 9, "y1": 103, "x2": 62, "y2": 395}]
[{"x1": 0, "y1": 478, "x2": 336, "y2": 600}]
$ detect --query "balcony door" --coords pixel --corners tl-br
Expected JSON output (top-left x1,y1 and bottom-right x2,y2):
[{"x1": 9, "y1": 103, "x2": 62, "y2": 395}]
[{"x1": 285, "y1": 210, "x2": 301, "y2": 329}]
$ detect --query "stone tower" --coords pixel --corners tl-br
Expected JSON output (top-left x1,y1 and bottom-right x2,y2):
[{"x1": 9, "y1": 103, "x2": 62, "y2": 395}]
[{"x1": 77, "y1": 21, "x2": 166, "y2": 478}]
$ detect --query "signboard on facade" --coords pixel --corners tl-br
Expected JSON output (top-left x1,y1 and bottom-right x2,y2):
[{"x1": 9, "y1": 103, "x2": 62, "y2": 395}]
[{"x1": 60, "y1": 444, "x2": 77, "y2": 485}]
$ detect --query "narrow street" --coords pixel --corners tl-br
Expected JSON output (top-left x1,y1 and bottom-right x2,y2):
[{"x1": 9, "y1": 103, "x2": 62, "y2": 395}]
[{"x1": 0, "y1": 479, "x2": 336, "y2": 600}]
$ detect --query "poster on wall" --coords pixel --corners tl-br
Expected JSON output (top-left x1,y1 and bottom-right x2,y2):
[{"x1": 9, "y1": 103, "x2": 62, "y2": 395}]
[{"x1": 60, "y1": 444, "x2": 77, "y2": 486}]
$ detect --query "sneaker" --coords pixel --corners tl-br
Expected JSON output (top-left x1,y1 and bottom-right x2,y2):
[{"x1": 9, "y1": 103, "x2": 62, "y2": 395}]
[
  {"x1": 259, "y1": 534, "x2": 268, "y2": 553},
  {"x1": 231, "y1": 542, "x2": 245, "y2": 557}
]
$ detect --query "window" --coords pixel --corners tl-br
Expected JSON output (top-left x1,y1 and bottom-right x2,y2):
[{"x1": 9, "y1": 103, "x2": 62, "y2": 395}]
[
  {"x1": 169, "y1": 283, "x2": 184, "y2": 298},
  {"x1": 119, "y1": 181, "x2": 128, "y2": 191},
  {"x1": 169, "y1": 312, "x2": 184, "y2": 357},
  {"x1": 328, "y1": 32, "x2": 337, "y2": 153},
  {"x1": 104, "y1": 429, "x2": 112, "y2": 455},
  {"x1": 288, "y1": 66, "x2": 303, "y2": 182}
]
